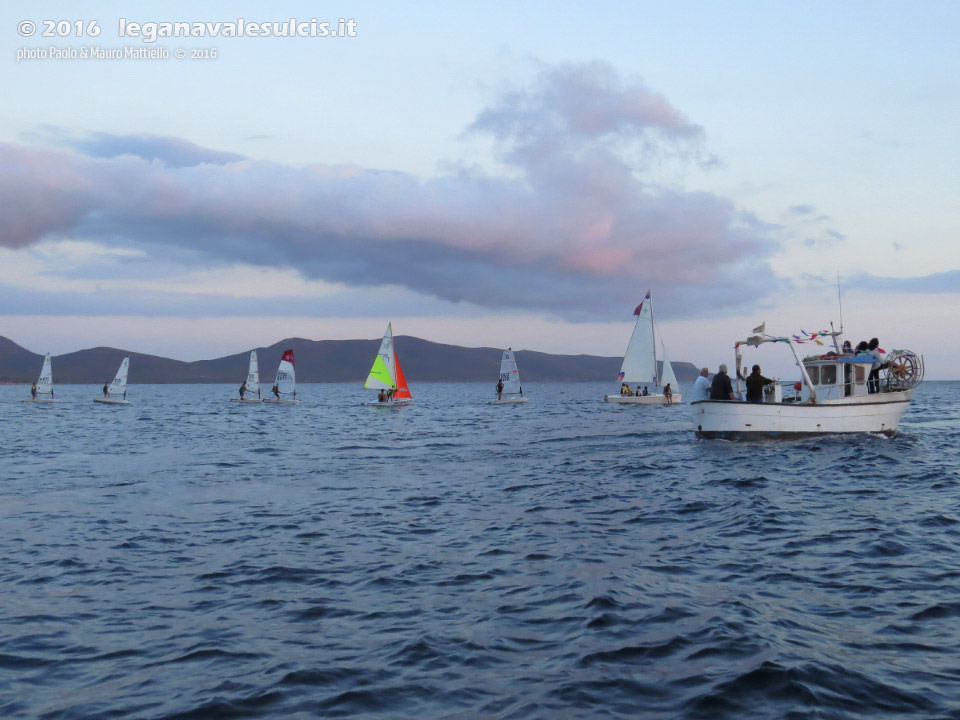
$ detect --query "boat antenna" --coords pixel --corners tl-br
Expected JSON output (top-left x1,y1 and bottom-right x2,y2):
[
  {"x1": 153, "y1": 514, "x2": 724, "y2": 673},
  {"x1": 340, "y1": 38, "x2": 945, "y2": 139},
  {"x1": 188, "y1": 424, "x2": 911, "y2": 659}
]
[{"x1": 836, "y1": 272, "x2": 843, "y2": 334}]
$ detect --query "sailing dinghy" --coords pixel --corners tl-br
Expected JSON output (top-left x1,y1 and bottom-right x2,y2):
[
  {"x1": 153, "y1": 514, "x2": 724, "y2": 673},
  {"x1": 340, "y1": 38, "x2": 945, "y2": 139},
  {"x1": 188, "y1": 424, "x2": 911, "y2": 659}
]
[
  {"x1": 94, "y1": 357, "x2": 131, "y2": 405},
  {"x1": 363, "y1": 323, "x2": 413, "y2": 406},
  {"x1": 230, "y1": 350, "x2": 263, "y2": 403},
  {"x1": 603, "y1": 291, "x2": 682, "y2": 404},
  {"x1": 24, "y1": 353, "x2": 58, "y2": 403},
  {"x1": 489, "y1": 348, "x2": 529, "y2": 405},
  {"x1": 263, "y1": 349, "x2": 299, "y2": 404}
]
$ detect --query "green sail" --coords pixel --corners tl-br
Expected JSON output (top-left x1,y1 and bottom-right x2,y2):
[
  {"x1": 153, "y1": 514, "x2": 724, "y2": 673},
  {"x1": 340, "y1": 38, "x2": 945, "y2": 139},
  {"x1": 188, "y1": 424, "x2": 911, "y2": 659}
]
[{"x1": 364, "y1": 353, "x2": 395, "y2": 389}]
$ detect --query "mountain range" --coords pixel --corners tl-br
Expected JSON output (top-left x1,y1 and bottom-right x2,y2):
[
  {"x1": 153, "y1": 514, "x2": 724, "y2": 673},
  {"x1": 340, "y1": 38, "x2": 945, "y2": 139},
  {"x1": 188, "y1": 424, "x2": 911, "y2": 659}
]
[{"x1": 0, "y1": 335, "x2": 699, "y2": 385}]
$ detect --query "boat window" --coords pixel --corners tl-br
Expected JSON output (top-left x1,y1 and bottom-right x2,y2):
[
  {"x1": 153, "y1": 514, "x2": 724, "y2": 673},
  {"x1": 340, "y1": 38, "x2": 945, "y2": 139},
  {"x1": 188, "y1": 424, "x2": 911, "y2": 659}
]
[
  {"x1": 821, "y1": 365, "x2": 837, "y2": 385},
  {"x1": 855, "y1": 365, "x2": 865, "y2": 382},
  {"x1": 807, "y1": 366, "x2": 819, "y2": 385}
]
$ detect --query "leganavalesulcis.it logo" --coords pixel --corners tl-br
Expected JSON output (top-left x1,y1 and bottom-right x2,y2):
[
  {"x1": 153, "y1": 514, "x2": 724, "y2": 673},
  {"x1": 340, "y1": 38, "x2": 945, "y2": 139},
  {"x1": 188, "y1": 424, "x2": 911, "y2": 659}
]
[{"x1": 118, "y1": 18, "x2": 357, "y2": 43}]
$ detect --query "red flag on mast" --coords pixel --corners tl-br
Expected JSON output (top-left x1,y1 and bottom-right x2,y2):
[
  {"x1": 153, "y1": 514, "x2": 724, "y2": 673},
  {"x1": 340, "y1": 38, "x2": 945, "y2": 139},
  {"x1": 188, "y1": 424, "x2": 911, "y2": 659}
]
[{"x1": 633, "y1": 291, "x2": 651, "y2": 316}]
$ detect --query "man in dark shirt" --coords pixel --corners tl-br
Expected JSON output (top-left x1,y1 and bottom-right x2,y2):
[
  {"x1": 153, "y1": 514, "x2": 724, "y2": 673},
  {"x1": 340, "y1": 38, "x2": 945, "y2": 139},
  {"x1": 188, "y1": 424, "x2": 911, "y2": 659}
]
[
  {"x1": 710, "y1": 364, "x2": 736, "y2": 400},
  {"x1": 745, "y1": 364, "x2": 775, "y2": 402}
]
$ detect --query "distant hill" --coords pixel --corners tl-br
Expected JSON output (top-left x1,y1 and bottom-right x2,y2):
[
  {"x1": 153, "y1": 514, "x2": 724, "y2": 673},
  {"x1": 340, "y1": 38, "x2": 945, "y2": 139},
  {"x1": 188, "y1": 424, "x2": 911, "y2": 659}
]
[{"x1": 0, "y1": 335, "x2": 700, "y2": 384}]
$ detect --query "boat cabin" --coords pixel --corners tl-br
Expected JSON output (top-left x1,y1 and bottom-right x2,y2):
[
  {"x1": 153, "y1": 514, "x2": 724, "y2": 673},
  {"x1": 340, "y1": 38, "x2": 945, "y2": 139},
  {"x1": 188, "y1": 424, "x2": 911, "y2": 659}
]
[
  {"x1": 802, "y1": 354, "x2": 874, "y2": 401},
  {"x1": 727, "y1": 328, "x2": 923, "y2": 408}
]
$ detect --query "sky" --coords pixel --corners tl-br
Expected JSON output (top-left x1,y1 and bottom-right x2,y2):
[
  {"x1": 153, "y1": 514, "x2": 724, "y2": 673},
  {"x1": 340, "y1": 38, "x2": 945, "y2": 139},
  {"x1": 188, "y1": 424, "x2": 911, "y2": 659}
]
[{"x1": 2, "y1": 1, "x2": 958, "y2": 379}]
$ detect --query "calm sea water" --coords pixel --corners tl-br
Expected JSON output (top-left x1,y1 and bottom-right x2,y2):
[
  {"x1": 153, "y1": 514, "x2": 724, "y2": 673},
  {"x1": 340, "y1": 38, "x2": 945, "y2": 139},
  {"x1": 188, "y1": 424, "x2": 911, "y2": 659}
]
[{"x1": 2, "y1": 381, "x2": 959, "y2": 720}]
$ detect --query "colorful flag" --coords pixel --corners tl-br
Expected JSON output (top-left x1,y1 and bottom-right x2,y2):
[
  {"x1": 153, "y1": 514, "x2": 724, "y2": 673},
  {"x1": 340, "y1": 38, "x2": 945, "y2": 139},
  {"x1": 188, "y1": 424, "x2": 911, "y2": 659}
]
[{"x1": 752, "y1": 322, "x2": 765, "y2": 333}]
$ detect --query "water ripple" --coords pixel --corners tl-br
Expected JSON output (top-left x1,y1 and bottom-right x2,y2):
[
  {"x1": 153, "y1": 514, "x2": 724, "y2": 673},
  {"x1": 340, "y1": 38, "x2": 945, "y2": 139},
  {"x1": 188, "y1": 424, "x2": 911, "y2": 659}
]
[{"x1": 1, "y1": 381, "x2": 959, "y2": 719}]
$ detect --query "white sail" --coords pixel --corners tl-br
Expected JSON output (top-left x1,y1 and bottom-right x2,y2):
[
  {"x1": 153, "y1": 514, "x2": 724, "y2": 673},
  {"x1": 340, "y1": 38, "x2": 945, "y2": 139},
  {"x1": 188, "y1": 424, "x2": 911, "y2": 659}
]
[
  {"x1": 247, "y1": 350, "x2": 261, "y2": 397},
  {"x1": 36, "y1": 354, "x2": 54, "y2": 396},
  {"x1": 275, "y1": 350, "x2": 296, "y2": 396},
  {"x1": 659, "y1": 340, "x2": 679, "y2": 392},
  {"x1": 619, "y1": 295, "x2": 658, "y2": 387},
  {"x1": 108, "y1": 357, "x2": 129, "y2": 397},
  {"x1": 499, "y1": 348, "x2": 522, "y2": 395},
  {"x1": 364, "y1": 323, "x2": 397, "y2": 390}
]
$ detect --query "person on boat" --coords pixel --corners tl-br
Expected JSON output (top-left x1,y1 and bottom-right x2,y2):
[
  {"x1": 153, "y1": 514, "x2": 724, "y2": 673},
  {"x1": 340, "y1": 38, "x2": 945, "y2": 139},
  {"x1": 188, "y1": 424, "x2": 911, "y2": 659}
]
[
  {"x1": 386, "y1": 389, "x2": 394, "y2": 401},
  {"x1": 692, "y1": 367, "x2": 711, "y2": 402},
  {"x1": 619, "y1": 383, "x2": 630, "y2": 396},
  {"x1": 378, "y1": 389, "x2": 387, "y2": 403},
  {"x1": 842, "y1": 340, "x2": 854, "y2": 354},
  {"x1": 272, "y1": 384, "x2": 280, "y2": 400},
  {"x1": 745, "y1": 364, "x2": 776, "y2": 403},
  {"x1": 239, "y1": 380, "x2": 247, "y2": 400},
  {"x1": 867, "y1": 337, "x2": 886, "y2": 393},
  {"x1": 635, "y1": 385, "x2": 643, "y2": 396},
  {"x1": 30, "y1": 383, "x2": 37, "y2": 400},
  {"x1": 102, "y1": 382, "x2": 109, "y2": 398},
  {"x1": 496, "y1": 378, "x2": 505, "y2": 401},
  {"x1": 642, "y1": 386, "x2": 649, "y2": 396},
  {"x1": 663, "y1": 383, "x2": 673, "y2": 404},
  {"x1": 710, "y1": 364, "x2": 736, "y2": 400}
]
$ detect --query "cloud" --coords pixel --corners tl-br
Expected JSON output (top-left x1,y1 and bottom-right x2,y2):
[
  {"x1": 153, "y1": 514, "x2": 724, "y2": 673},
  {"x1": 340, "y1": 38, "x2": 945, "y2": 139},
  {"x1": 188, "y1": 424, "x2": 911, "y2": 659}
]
[
  {"x1": 66, "y1": 132, "x2": 245, "y2": 167},
  {"x1": 847, "y1": 270, "x2": 960, "y2": 294},
  {"x1": 0, "y1": 61, "x2": 782, "y2": 320},
  {"x1": 802, "y1": 229, "x2": 846, "y2": 248},
  {"x1": 0, "y1": 279, "x2": 442, "y2": 319}
]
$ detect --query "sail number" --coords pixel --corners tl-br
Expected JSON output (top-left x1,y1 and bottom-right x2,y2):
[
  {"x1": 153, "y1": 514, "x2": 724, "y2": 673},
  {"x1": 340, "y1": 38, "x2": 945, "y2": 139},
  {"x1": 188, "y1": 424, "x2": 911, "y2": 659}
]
[{"x1": 277, "y1": 372, "x2": 291, "y2": 382}]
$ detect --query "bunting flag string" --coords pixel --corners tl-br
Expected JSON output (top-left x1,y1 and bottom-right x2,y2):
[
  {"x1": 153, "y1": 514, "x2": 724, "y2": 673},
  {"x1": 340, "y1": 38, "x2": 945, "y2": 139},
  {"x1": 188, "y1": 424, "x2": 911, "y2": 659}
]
[{"x1": 738, "y1": 328, "x2": 833, "y2": 348}]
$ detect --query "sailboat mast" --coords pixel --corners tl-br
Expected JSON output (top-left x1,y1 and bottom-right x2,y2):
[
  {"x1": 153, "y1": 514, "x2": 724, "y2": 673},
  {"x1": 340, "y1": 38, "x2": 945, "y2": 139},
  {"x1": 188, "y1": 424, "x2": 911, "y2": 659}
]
[{"x1": 649, "y1": 291, "x2": 659, "y2": 388}]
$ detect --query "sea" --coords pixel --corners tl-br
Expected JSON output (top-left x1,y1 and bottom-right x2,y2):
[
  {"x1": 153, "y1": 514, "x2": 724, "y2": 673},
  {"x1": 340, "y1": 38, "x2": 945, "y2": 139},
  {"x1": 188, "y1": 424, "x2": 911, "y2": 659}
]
[{"x1": 2, "y1": 381, "x2": 959, "y2": 720}]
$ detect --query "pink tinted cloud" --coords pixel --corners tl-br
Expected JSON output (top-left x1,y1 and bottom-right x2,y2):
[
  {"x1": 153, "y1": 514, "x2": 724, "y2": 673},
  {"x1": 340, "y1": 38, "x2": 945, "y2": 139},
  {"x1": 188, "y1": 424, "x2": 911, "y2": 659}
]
[{"x1": 1, "y1": 62, "x2": 780, "y2": 319}]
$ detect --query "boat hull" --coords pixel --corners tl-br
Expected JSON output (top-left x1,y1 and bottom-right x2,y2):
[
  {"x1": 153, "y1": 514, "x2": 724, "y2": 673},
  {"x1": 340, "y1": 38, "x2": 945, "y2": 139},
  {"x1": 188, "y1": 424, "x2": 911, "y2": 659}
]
[
  {"x1": 22, "y1": 398, "x2": 59, "y2": 403},
  {"x1": 229, "y1": 397, "x2": 263, "y2": 403},
  {"x1": 693, "y1": 392, "x2": 911, "y2": 439},
  {"x1": 489, "y1": 396, "x2": 529, "y2": 405},
  {"x1": 94, "y1": 397, "x2": 131, "y2": 405},
  {"x1": 364, "y1": 399, "x2": 413, "y2": 407},
  {"x1": 604, "y1": 393, "x2": 682, "y2": 405}
]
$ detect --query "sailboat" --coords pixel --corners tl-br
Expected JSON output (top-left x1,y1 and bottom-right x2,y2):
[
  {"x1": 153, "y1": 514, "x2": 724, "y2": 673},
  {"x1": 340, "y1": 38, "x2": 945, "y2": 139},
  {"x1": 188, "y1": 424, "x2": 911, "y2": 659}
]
[
  {"x1": 603, "y1": 291, "x2": 682, "y2": 404},
  {"x1": 363, "y1": 323, "x2": 413, "y2": 406},
  {"x1": 263, "y1": 349, "x2": 299, "y2": 404},
  {"x1": 94, "y1": 356, "x2": 131, "y2": 405},
  {"x1": 23, "y1": 353, "x2": 58, "y2": 403},
  {"x1": 489, "y1": 348, "x2": 529, "y2": 405},
  {"x1": 229, "y1": 350, "x2": 263, "y2": 403}
]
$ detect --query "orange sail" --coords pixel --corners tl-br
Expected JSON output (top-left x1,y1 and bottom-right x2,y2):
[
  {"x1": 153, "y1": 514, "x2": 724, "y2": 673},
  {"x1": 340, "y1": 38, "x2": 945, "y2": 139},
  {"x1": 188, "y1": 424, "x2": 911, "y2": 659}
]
[{"x1": 393, "y1": 354, "x2": 412, "y2": 399}]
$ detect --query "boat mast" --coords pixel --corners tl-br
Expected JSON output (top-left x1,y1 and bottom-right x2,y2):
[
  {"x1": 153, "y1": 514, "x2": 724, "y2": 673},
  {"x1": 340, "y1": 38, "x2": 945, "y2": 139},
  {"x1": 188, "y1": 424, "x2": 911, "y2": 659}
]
[
  {"x1": 787, "y1": 339, "x2": 817, "y2": 404},
  {"x1": 649, "y1": 291, "x2": 659, "y2": 388}
]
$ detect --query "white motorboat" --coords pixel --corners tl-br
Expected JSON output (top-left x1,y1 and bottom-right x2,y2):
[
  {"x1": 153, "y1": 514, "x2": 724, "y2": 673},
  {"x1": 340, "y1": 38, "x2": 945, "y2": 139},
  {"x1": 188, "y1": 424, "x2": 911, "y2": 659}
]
[{"x1": 693, "y1": 327, "x2": 922, "y2": 439}]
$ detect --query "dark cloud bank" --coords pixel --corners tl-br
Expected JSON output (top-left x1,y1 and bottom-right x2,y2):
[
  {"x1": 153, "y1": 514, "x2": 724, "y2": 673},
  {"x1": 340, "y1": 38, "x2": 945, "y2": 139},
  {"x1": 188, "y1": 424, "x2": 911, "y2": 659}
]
[{"x1": 2, "y1": 61, "x2": 802, "y2": 320}]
